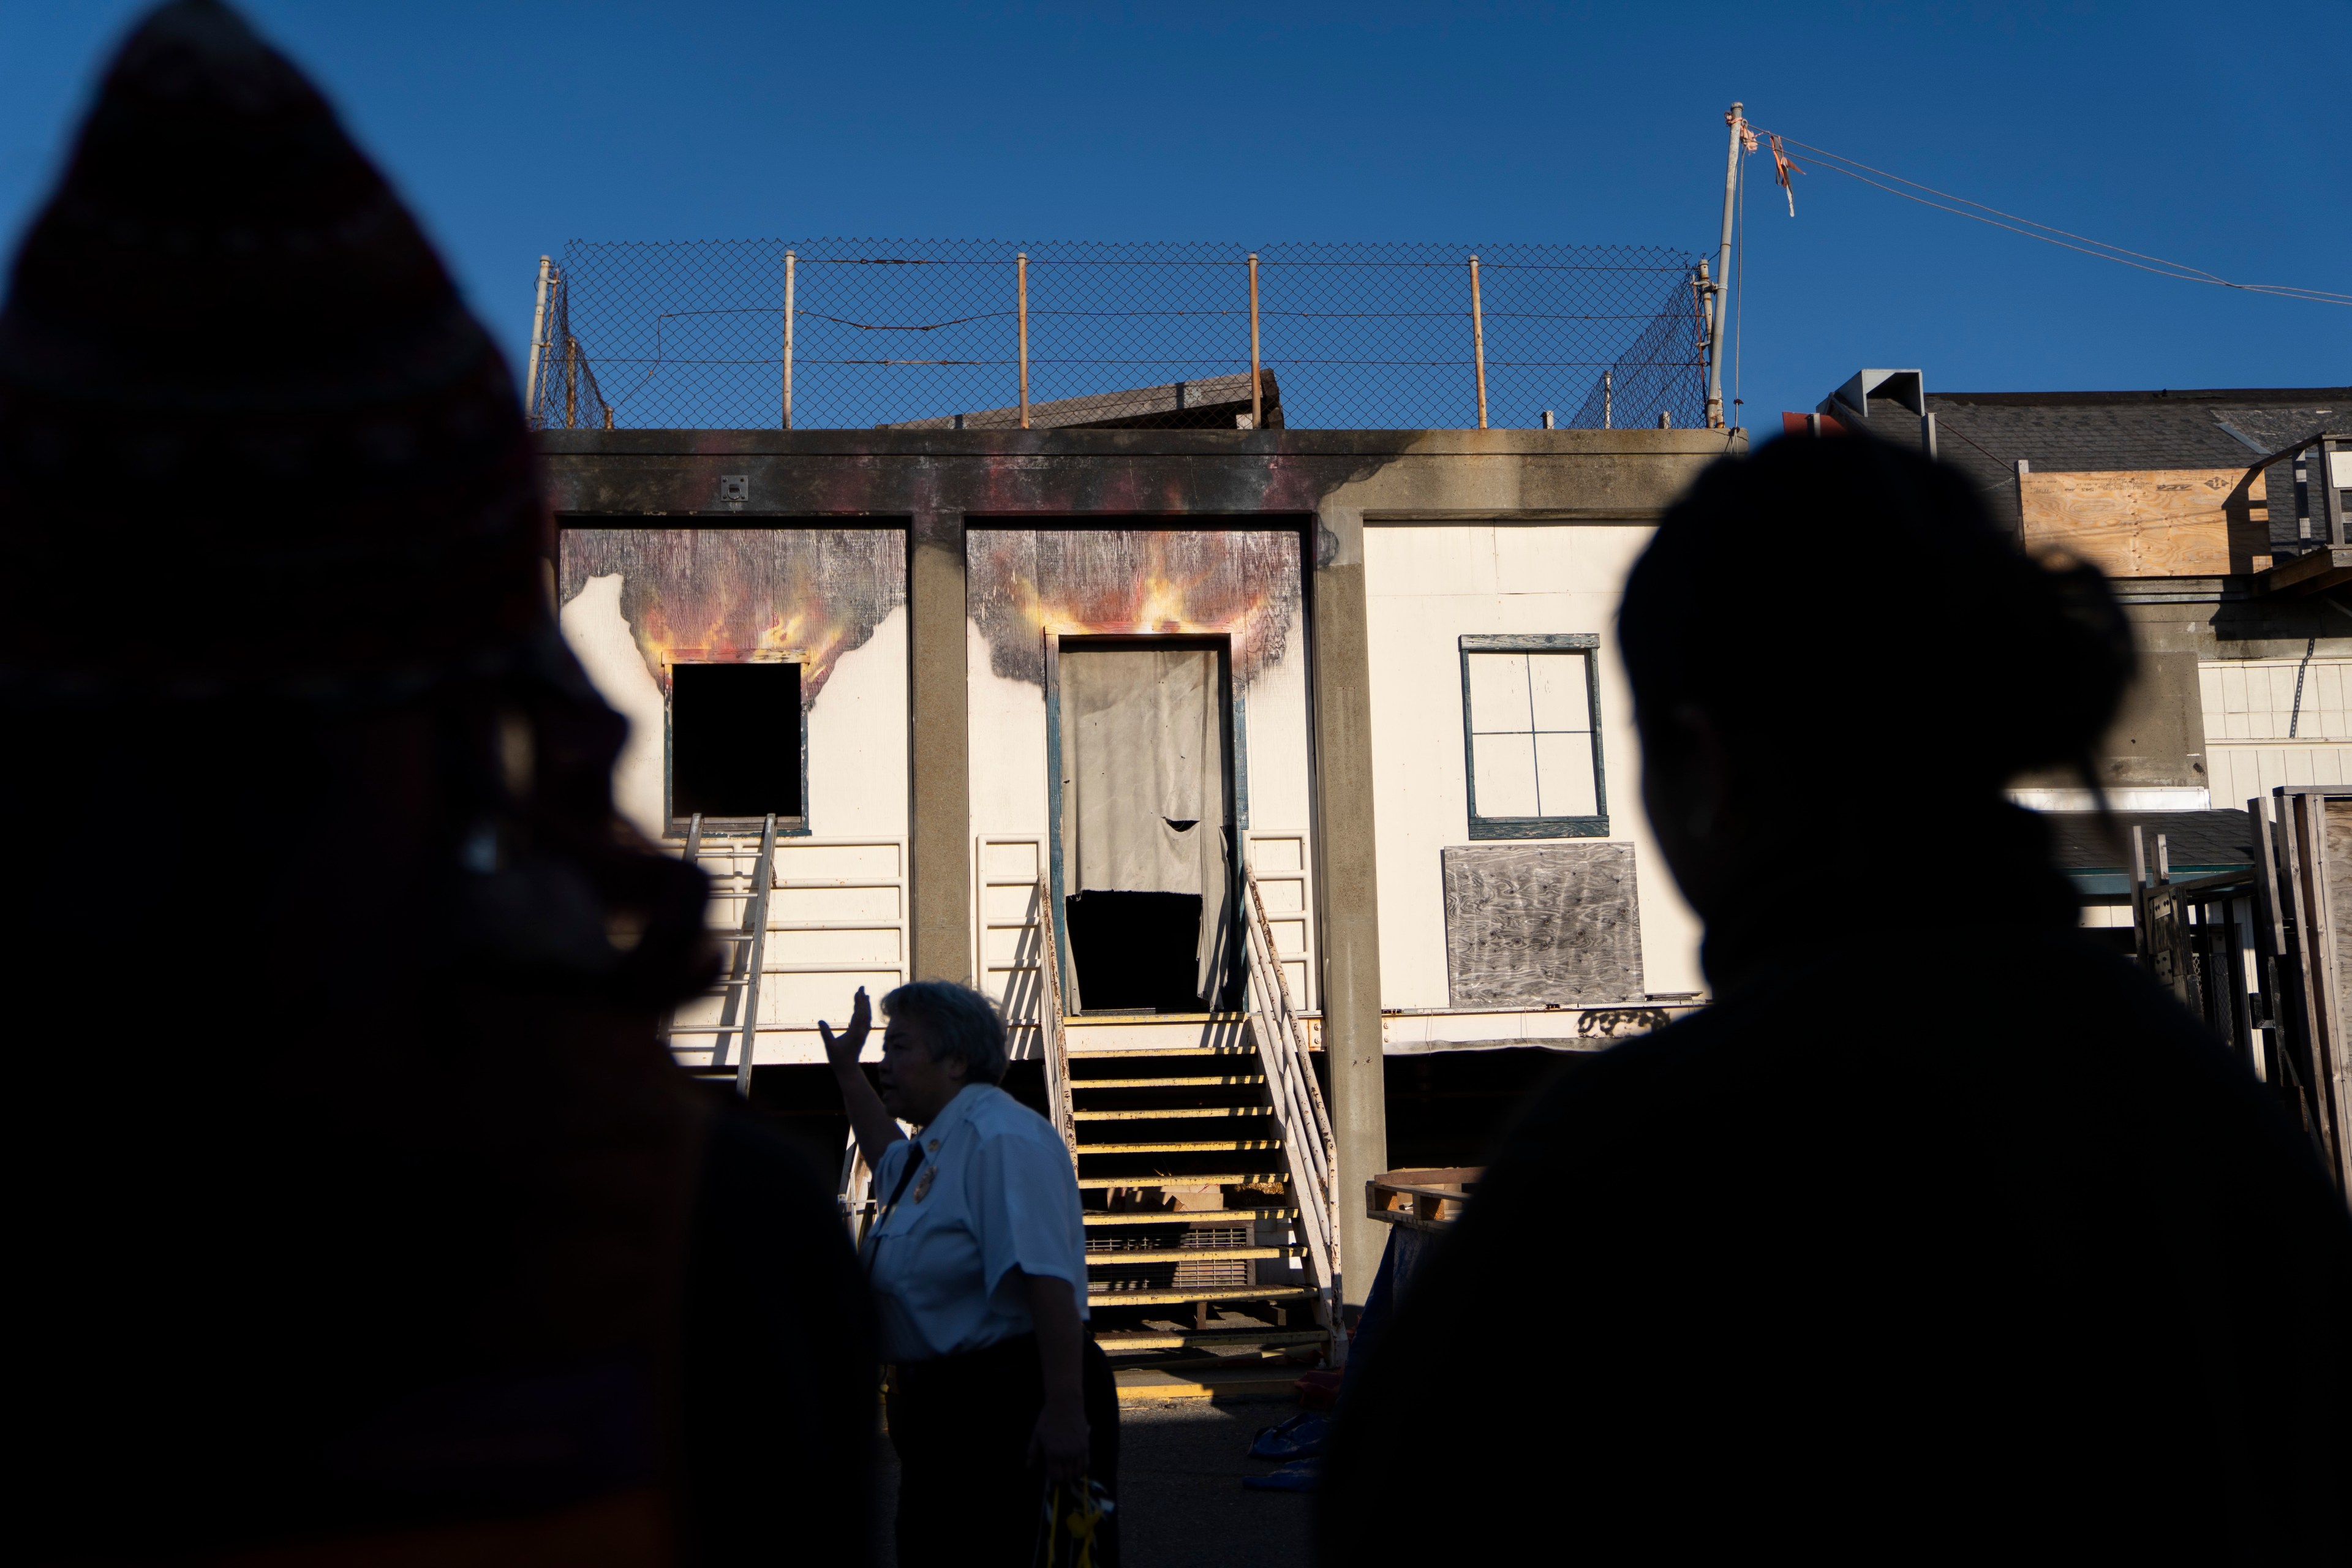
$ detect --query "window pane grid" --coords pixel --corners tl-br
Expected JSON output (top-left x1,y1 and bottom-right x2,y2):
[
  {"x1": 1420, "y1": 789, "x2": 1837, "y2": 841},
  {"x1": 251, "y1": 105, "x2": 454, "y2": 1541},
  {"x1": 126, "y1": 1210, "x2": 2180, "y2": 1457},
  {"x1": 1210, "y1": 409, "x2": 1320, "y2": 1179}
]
[{"x1": 1461, "y1": 646, "x2": 1601, "y2": 826}]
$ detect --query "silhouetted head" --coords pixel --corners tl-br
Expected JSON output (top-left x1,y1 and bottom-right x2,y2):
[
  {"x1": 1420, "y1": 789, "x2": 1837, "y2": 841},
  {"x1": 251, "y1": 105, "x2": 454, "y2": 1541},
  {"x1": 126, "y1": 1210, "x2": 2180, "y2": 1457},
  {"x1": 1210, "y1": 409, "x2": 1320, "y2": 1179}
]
[
  {"x1": 0, "y1": 0, "x2": 707, "y2": 1006},
  {"x1": 0, "y1": 0, "x2": 544, "y2": 692},
  {"x1": 883, "y1": 982, "x2": 1011, "y2": 1082},
  {"x1": 7, "y1": 12, "x2": 716, "y2": 1556},
  {"x1": 1619, "y1": 435, "x2": 2132, "y2": 959}
]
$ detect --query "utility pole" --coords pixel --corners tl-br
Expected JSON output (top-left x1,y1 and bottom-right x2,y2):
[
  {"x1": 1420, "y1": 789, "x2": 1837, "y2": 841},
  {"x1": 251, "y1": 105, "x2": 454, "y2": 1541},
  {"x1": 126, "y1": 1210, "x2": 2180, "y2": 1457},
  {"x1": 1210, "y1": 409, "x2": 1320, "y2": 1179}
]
[{"x1": 1705, "y1": 103, "x2": 1743, "y2": 430}]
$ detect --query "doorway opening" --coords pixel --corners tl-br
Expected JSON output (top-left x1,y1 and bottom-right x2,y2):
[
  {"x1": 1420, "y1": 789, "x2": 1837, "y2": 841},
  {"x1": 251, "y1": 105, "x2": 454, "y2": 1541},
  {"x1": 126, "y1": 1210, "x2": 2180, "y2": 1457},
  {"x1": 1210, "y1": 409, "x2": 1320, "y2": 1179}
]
[
  {"x1": 669, "y1": 661, "x2": 803, "y2": 828},
  {"x1": 1063, "y1": 891, "x2": 1210, "y2": 1011},
  {"x1": 1053, "y1": 638, "x2": 1240, "y2": 1014}
]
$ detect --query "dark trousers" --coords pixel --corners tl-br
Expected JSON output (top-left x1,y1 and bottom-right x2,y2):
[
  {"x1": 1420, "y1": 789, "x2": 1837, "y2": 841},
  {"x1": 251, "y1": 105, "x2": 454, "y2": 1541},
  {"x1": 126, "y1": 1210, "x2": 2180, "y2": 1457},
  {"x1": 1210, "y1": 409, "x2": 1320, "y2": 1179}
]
[{"x1": 887, "y1": 1333, "x2": 1119, "y2": 1568}]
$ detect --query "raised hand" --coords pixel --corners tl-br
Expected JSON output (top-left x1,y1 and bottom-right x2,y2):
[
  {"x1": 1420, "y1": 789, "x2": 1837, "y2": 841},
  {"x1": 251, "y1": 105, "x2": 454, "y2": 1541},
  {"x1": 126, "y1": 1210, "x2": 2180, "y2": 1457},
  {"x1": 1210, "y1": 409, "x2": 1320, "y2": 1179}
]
[
  {"x1": 817, "y1": 986, "x2": 872, "y2": 1071},
  {"x1": 821, "y1": 987, "x2": 900, "y2": 1169}
]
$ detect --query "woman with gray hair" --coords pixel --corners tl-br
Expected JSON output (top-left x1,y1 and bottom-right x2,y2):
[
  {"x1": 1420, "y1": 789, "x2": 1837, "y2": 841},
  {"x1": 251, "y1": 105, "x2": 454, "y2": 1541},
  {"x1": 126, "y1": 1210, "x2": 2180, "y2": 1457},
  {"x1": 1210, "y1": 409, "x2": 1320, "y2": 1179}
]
[{"x1": 821, "y1": 981, "x2": 1116, "y2": 1566}]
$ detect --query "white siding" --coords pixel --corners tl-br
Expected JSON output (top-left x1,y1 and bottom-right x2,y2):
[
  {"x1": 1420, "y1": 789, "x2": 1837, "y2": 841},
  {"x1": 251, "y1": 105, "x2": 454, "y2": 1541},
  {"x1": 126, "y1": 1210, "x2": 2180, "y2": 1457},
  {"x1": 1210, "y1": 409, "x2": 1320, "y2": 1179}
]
[{"x1": 2201, "y1": 656, "x2": 2352, "y2": 811}]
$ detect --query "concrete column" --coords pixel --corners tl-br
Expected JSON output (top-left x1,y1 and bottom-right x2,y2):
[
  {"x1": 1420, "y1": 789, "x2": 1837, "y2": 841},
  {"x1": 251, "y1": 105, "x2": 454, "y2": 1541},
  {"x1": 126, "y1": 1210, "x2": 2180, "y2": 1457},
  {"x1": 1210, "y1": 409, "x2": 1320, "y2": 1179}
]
[
  {"x1": 1309, "y1": 505, "x2": 1389, "y2": 1316},
  {"x1": 909, "y1": 507, "x2": 972, "y2": 983}
]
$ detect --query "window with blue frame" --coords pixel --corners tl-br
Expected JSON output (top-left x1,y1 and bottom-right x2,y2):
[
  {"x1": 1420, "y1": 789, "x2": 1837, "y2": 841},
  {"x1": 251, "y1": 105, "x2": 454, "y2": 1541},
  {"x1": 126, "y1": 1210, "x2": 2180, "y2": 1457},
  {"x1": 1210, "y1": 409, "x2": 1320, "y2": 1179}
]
[{"x1": 1459, "y1": 633, "x2": 1607, "y2": 839}]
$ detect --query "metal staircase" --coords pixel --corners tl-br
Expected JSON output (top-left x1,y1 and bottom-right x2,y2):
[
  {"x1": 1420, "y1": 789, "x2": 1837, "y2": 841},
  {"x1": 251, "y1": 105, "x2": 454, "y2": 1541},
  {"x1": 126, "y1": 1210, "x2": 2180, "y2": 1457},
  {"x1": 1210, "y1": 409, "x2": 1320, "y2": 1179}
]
[
  {"x1": 830, "y1": 858, "x2": 1342, "y2": 1379},
  {"x1": 1046, "y1": 867, "x2": 1343, "y2": 1375}
]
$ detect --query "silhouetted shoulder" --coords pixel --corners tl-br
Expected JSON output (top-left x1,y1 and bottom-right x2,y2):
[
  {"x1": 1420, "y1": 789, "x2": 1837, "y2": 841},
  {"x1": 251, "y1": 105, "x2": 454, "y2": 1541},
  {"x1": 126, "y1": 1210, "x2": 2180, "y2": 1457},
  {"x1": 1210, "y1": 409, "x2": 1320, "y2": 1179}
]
[
  {"x1": 961, "y1": 1082, "x2": 1074, "y2": 1155},
  {"x1": 681, "y1": 1107, "x2": 876, "y2": 1566},
  {"x1": 1324, "y1": 929, "x2": 2352, "y2": 1565}
]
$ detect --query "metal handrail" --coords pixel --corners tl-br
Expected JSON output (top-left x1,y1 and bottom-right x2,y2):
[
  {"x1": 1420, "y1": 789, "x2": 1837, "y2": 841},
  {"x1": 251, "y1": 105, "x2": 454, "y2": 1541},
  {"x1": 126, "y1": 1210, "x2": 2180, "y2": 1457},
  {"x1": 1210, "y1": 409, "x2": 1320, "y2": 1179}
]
[
  {"x1": 1247, "y1": 868, "x2": 1336, "y2": 1199},
  {"x1": 838, "y1": 1138, "x2": 876, "y2": 1245},
  {"x1": 1035, "y1": 872, "x2": 1077, "y2": 1160},
  {"x1": 1244, "y1": 935, "x2": 1331, "y2": 1204},
  {"x1": 1241, "y1": 865, "x2": 1340, "y2": 1337}
]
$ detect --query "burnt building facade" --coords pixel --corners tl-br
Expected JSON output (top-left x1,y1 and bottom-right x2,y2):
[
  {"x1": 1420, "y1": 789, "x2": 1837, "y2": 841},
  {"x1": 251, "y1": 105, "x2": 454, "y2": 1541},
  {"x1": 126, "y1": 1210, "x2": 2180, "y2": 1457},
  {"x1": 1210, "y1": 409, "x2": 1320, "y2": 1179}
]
[{"x1": 538, "y1": 424, "x2": 1736, "y2": 1313}]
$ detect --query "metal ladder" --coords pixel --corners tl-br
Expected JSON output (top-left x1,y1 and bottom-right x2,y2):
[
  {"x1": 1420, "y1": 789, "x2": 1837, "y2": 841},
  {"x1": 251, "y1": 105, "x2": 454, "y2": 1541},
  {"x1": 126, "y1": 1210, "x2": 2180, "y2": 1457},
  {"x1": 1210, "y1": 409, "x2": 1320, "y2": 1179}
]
[{"x1": 659, "y1": 811, "x2": 779, "y2": 1097}]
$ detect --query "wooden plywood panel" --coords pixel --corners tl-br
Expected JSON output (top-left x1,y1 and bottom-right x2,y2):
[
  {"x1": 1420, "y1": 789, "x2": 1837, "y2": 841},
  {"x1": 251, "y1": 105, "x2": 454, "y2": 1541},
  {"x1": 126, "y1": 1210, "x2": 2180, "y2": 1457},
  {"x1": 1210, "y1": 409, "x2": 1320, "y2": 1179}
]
[
  {"x1": 1442, "y1": 843, "x2": 1643, "y2": 1006},
  {"x1": 2019, "y1": 469, "x2": 2269, "y2": 577}
]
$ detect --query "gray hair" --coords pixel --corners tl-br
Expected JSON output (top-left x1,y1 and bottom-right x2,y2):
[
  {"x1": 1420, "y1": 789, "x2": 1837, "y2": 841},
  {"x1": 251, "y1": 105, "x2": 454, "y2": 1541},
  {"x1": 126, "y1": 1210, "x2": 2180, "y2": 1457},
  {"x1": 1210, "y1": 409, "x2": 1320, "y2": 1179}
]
[{"x1": 880, "y1": 981, "x2": 1009, "y2": 1085}]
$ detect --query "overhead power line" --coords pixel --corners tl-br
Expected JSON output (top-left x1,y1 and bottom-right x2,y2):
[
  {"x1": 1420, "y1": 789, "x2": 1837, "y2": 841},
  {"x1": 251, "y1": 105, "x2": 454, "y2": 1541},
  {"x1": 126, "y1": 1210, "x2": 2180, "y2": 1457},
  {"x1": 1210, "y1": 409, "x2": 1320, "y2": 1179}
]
[{"x1": 1754, "y1": 129, "x2": 2352, "y2": 307}]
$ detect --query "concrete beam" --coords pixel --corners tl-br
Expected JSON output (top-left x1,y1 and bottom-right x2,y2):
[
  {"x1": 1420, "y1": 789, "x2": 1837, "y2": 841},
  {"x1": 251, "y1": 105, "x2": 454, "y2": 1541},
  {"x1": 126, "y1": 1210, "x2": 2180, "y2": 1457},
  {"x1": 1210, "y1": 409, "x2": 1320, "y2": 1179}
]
[
  {"x1": 535, "y1": 428, "x2": 1739, "y2": 525},
  {"x1": 909, "y1": 507, "x2": 971, "y2": 984},
  {"x1": 1308, "y1": 504, "x2": 1390, "y2": 1316}
]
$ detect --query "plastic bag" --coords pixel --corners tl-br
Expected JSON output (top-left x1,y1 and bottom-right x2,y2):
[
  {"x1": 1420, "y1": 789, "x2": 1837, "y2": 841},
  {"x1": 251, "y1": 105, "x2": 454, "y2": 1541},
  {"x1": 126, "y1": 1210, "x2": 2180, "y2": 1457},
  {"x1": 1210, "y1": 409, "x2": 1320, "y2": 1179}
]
[{"x1": 1033, "y1": 1476, "x2": 1116, "y2": 1568}]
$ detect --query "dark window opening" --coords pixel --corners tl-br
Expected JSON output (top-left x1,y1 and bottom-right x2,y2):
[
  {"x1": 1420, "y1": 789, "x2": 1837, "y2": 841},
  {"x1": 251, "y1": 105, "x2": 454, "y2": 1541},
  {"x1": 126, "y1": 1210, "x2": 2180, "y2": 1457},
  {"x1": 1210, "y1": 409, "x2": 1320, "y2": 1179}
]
[
  {"x1": 670, "y1": 662, "x2": 802, "y2": 821},
  {"x1": 1064, "y1": 890, "x2": 1208, "y2": 1011}
]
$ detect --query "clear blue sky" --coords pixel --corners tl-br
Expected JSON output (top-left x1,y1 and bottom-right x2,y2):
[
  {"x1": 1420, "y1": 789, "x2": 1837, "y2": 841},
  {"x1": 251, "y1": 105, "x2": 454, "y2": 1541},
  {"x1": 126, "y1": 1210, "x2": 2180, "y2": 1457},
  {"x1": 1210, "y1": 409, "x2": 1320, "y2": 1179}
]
[{"x1": 3, "y1": 0, "x2": 2345, "y2": 430}]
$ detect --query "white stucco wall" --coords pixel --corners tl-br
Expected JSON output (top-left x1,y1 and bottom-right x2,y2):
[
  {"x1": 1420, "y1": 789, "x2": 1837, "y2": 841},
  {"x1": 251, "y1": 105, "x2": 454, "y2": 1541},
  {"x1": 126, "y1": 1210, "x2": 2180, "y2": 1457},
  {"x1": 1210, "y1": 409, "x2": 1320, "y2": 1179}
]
[
  {"x1": 560, "y1": 573, "x2": 668, "y2": 841},
  {"x1": 967, "y1": 616, "x2": 1050, "y2": 843},
  {"x1": 560, "y1": 566, "x2": 913, "y2": 1066},
  {"x1": 1363, "y1": 522, "x2": 1704, "y2": 1009},
  {"x1": 557, "y1": 580, "x2": 911, "y2": 845},
  {"x1": 805, "y1": 603, "x2": 910, "y2": 840}
]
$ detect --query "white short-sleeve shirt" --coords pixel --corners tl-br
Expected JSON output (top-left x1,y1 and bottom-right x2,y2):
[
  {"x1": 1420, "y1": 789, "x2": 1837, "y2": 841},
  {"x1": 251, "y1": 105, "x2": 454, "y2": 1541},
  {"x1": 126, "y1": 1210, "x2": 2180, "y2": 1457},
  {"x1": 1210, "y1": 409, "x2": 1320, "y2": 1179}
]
[{"x1": 863, "y1": 1083, "x2": 1089, "y2": 1363}]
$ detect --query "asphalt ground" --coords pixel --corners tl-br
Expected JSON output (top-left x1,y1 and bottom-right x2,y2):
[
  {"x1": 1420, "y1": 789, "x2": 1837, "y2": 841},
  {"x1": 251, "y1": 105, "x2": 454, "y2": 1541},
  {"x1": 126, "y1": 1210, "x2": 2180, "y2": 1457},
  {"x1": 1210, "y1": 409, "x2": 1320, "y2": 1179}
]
[{"x1": 872, "y1": 1398, "x2": 1316, "y2": 1567}]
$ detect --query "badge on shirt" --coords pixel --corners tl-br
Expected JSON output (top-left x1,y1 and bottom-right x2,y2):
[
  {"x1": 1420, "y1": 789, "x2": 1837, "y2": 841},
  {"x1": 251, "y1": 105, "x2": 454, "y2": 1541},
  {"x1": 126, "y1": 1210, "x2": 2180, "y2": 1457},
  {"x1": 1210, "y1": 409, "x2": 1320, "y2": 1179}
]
[{"x1": 912, "y1": 1164, "x2": 937, "y2": 1202}]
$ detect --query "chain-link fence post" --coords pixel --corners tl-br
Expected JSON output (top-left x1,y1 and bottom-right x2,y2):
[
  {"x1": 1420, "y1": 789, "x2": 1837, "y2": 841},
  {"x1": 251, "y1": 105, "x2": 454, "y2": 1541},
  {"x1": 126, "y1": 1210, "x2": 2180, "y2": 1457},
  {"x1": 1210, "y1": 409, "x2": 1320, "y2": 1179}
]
[
  {"x1": 524, "y1": 255, "x2": 551, "y2": 429},
  {"x1": 1016, "y1": 251, "x2": 1030, "y2": 429},
  {"x1": 1468, "y1": 254, "x2": 1488, "y2": 430},
  {"x1": 1248, "y1": 252, "x2": 1262, "y2": 429},
  {"x1": 782, "y1": 249, "x2": 796, "y2": 430}
]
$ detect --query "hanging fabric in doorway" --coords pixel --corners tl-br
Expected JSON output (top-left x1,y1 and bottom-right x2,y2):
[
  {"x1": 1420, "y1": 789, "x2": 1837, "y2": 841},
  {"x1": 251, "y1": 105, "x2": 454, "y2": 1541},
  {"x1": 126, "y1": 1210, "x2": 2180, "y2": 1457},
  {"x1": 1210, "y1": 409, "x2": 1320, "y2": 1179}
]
[{"x1": 1060, "y1": 646, "x2": 1234, "y2": 1009}]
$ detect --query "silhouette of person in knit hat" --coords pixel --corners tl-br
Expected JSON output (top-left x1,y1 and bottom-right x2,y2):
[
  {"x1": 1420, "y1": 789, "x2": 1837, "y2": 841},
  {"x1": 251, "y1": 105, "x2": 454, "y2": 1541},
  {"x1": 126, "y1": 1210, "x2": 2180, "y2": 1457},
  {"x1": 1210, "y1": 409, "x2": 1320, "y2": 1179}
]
[
  {"x1": 4, "y1": 5, "x2": 872, "y2": 1562},
  {"x1": 1319, "y1": 437, "x2": 2352, "y2": 1562}
]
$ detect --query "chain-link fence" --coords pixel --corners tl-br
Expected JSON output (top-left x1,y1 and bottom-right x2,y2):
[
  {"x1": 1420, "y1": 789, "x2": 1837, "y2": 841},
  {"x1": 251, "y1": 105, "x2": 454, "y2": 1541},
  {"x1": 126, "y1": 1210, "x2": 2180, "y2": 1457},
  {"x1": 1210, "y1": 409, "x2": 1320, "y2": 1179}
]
[{"x1": 524, "y1": 239, "x2": 1709, "y2": 433}]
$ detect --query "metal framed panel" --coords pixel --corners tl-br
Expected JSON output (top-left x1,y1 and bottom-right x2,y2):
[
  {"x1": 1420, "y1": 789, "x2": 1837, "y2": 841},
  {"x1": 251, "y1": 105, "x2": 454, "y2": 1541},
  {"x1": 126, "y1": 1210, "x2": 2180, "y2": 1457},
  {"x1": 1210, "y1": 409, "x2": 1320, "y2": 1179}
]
[{"x1": 1457, "y1": 631, "x2": 1608, "y2": 840}]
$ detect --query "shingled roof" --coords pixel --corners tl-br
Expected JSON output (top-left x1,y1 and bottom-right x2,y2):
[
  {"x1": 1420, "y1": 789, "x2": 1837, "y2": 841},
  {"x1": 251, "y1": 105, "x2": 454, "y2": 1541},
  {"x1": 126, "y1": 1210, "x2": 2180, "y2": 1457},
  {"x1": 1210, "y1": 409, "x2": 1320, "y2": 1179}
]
[
  {"x1": 2044, "y1": 808, "x2": 2258, "y2": 895},
  {"x1": 1832, "y1": 384, "x2": 2348, "y2": 537},
  {"x1": 2045, "y1": 809, "x2": 2254, "y2": 873}
]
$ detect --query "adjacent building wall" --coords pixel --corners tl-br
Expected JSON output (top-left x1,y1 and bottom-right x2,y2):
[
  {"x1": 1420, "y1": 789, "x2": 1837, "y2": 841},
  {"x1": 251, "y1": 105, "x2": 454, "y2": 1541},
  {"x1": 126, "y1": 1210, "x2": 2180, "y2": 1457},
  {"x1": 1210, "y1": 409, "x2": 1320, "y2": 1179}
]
[{"x1": 2201, "y1": 643, "x2": 2352, "y2": 807}]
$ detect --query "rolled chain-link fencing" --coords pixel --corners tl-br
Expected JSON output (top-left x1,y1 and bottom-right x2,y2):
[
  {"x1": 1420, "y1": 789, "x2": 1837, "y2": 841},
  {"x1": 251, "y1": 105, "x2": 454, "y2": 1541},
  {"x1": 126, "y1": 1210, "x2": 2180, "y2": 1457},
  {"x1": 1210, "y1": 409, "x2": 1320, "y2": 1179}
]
[{"x1": 524, "y1": 239, "x2": 1708, "y2": 433}]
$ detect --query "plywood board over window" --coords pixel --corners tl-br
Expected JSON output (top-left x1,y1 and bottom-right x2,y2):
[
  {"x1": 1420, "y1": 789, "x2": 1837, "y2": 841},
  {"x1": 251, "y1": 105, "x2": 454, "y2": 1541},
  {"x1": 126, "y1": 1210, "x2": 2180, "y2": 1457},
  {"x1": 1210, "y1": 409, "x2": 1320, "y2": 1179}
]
[
  {"x1": 1441, "y1": 843, "x2": 1643, "y2": 1006},
  {"x1": 2019, "y1": 469, "x2": 2271, "y2": 576}
]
